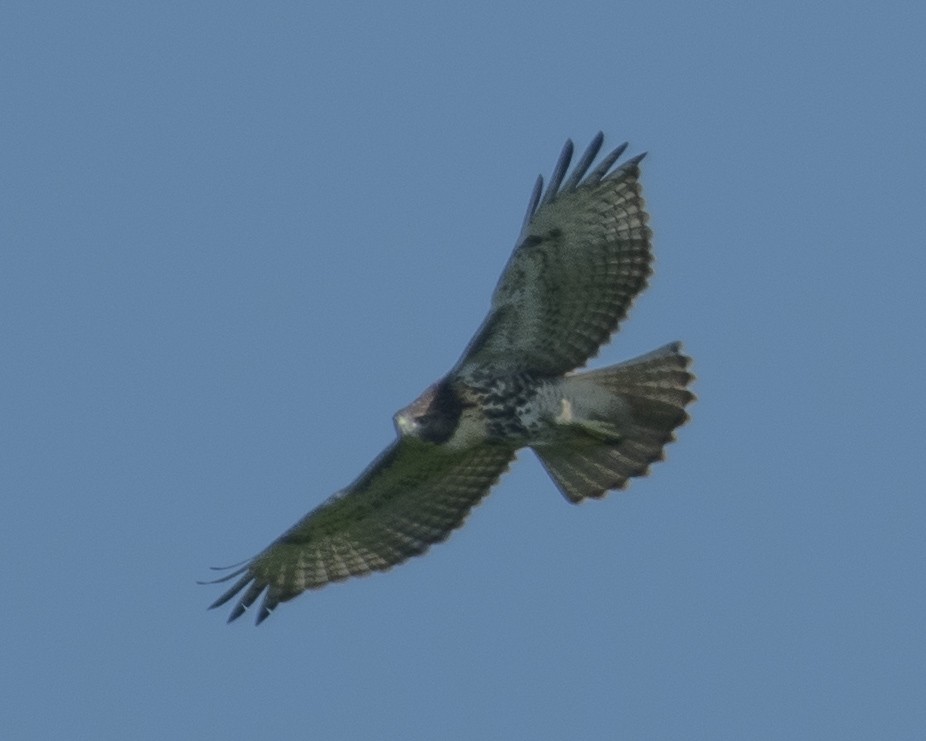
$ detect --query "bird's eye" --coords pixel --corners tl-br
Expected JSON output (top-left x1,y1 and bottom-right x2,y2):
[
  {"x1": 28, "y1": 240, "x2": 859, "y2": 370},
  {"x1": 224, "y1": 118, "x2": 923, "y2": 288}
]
[{"x1": 416, "y1": 414, "x2": 432, "y2": 426}]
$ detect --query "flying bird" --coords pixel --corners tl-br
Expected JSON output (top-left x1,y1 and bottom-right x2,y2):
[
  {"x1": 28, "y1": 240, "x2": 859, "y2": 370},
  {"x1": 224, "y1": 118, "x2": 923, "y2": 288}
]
[{"x1": 206, "y1": 132, "x2": 694, "y2": 624}]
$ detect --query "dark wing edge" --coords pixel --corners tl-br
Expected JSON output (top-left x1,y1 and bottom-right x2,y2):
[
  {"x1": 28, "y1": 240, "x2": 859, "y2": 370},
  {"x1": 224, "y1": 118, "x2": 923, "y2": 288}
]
[{"x1": 203, "y1": 440, "x2": 516, "y2": 624}]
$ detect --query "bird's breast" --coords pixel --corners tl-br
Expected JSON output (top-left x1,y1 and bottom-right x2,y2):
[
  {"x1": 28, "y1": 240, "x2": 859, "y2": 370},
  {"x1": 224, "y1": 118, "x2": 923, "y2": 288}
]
[{"x1": 454, "y1": 373, "x2": 555, "y2": 444}]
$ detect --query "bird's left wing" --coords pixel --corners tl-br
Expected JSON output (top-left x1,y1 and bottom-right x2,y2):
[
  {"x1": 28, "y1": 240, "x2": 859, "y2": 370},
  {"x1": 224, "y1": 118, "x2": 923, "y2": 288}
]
[
  {"x1": 454, "y1": 133, "x2": 652, "y2": 379},
  {"x1": 207, "y1": 439, "x2": 516, "y2": 623}
]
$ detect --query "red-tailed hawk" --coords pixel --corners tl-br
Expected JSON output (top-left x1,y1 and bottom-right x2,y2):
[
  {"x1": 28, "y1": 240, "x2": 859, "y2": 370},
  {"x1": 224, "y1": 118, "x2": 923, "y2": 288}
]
[{"x1": 205, "y1": 133, "x2": 694, "y2": 624}]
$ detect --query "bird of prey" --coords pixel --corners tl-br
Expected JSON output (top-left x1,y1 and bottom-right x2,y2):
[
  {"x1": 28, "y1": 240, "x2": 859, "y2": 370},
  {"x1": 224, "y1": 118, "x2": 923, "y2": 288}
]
[{"x1": 206, "y1": 132, "x2": 694, "y2": 624}]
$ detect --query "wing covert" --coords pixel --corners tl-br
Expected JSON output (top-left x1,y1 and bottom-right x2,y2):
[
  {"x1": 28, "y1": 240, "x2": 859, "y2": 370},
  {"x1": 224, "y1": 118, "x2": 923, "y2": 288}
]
[
  {"x1": 454, "y1": 133, "x2": 652, "y2": 378},
  {"x1": 207, "y1": 440, "x2": 515, "y2": 623}
]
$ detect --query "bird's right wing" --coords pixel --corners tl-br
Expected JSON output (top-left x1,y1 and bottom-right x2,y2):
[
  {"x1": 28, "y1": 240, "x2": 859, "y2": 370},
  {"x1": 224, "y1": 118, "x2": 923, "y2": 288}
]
[{"x1": 206, "y1": 439, "x2": 516, "y2": 623}]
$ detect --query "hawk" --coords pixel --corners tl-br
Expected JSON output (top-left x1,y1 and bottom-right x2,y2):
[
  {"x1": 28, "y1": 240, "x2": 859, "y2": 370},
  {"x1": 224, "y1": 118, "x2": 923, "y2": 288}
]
[{"x1": 206, "y1": 132, "x2": 694, "y2": 624}]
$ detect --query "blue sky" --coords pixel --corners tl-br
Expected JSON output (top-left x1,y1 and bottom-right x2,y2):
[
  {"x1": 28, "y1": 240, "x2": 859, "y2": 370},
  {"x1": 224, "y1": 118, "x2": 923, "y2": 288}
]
[{"x1": 2, "y1": 2, "x2": 924, "y2": 738}]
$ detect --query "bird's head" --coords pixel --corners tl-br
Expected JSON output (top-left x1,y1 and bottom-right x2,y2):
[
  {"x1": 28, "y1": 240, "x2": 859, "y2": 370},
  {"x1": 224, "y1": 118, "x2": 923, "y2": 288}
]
[{"x1": 393, "y1": 380, "x2": 463, "y2": 444}]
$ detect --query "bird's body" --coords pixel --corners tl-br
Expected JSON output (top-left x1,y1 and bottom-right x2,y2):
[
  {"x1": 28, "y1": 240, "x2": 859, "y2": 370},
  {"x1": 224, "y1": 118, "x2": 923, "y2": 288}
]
[
  {"x1": 206, "y1": 133, "x2": 694, "y2": 624},
  {"x1": 396, "y1": 372, "x2": 556, "y2": 447}
]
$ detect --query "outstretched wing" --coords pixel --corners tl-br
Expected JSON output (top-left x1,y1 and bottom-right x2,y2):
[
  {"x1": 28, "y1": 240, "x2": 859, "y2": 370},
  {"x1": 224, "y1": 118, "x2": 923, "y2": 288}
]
[
  {"x1": 207, "y1": 439, "x2": 516, "y2": 624},
  {"x1": 454, "y1": 133, "x2": 652, "y2": 379}
]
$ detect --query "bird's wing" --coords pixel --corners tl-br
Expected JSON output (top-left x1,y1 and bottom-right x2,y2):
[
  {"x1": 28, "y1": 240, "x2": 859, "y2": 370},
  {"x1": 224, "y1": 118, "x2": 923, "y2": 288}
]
[
  {"x1": 453, "y1": 133, "x2": 652, "y2": 379},
  {"x1": 207, "y1": 439, "x2": 516, "y2": 623}
]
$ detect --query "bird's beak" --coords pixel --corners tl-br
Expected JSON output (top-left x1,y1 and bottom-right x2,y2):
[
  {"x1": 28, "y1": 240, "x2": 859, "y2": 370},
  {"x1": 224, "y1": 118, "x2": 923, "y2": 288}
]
[{"x1": 394, "y1": 413, "x2": 417, "y2": 436}]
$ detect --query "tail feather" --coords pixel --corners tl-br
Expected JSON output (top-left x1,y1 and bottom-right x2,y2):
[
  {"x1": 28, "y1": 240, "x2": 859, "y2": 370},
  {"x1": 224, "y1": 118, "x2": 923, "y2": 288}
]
[{"x1": 532, "y1": 342, "x2": 694, "y2": 503}]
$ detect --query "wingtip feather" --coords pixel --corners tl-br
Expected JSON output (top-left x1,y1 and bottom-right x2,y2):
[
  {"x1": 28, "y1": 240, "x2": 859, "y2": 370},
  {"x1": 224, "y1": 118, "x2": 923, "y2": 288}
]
[
  {"x1": 206, "y1": 571, "x2": 253, "y2": 610},
  {"x1": 540, "y1": 138, "x2": 574, "y2": 206},
  {"x1": 522, "y1": 174, "x2": 544, "y2": 230}
]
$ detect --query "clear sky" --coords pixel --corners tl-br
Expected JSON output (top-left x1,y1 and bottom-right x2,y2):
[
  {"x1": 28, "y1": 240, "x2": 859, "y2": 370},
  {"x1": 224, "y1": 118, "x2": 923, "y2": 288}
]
[{"x1": 3, "y1": 2, "x2": 924, "y2": 739}]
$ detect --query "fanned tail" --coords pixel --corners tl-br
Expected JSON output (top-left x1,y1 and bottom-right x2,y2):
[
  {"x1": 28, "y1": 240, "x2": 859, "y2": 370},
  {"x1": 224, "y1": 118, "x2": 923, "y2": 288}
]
[{"x1": 532, "y1": 342, "x2": 694, "y2": 502}]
